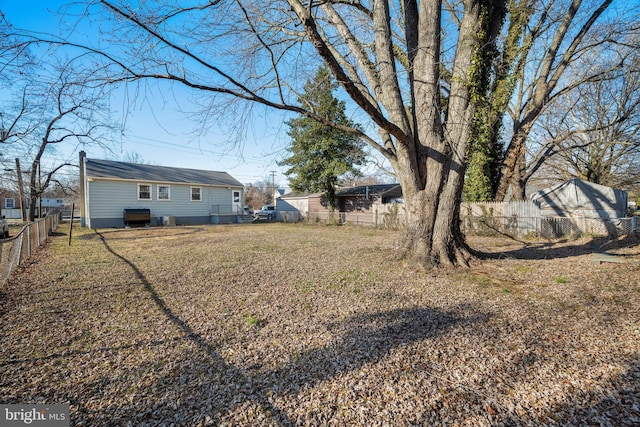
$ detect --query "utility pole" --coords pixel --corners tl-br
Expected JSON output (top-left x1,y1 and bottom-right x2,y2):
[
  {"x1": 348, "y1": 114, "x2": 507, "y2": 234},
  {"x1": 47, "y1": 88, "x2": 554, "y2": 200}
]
[
  {"x1": 15, "y1": 158, "x2": 26, "y2": 222},
  {"x1": 270, "y1": 171, "x2": 277, "y2": 205},
  {"x1": 37, "y1": 160, "x2": 42, "y2": 219},
  {"x1": 0, "y1": 112, "x2": 7, "y2": 142}
]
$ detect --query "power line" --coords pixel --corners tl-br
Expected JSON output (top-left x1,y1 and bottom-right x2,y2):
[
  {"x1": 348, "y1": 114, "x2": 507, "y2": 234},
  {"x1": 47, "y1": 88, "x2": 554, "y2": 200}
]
[{"x1": 124, "y1": 134, "x2": 224, "y2": 157}]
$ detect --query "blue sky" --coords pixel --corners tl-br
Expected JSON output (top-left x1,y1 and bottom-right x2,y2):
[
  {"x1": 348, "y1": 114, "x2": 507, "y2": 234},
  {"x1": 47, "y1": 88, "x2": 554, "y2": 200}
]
[{"x1": 1, "y1": 0, "x2": 292, "y2": 186}]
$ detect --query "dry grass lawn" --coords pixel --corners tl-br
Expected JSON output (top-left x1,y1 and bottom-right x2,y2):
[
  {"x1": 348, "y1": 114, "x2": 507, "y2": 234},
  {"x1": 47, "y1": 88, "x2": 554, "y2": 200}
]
[{"x1": 1, "y1": 223, "x2": 639, "y2": 426}]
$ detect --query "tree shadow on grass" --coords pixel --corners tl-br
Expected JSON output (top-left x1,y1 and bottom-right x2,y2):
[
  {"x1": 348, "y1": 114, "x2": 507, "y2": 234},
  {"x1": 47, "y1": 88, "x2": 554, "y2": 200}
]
[
  {"x1": 470, "y1": 319, "x2": 640, "y2": 426},
  {"x1": 0, "y1": 336, "x2": 185, "y2": 367},
  {"x1": 550, "y1": 360, "x2": 640, "y2": 426},
  {"x1": 479, "y1": 233, "x2": 640, "y2": 260},
  {"x1": 93, "y1": 230, "x2": 485, "y2": 426},
  {"x1": 77, "y1": 226, "x2": 211, "y2": 242},
  {"x1": 497, "y1": 359, "x2": 640, "y2": 426}
]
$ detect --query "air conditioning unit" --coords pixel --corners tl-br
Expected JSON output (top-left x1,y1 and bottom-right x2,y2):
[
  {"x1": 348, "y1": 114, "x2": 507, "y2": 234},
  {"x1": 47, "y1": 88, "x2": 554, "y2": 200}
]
[{"x1": 163, "y1": 216, "x2": 176, "y2": 226}]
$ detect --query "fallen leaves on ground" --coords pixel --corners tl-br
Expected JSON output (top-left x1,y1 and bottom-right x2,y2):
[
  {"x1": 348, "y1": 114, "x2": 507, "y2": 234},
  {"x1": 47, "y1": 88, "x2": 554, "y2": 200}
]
[{"x1": 1, "y1": 224, "x2": 639, "y2": 426}]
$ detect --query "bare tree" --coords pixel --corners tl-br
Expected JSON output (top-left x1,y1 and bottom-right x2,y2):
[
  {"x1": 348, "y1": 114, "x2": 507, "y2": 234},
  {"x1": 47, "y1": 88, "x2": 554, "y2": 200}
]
[
  {"x1": 492, "y1": 0, "x2": 633, "y2": 200},
  {"x1": 41, "y1": 176, "x2": 80, "y2": 200},
  {"x1": 244, "y1": 180, "x2": 276, "y2": 210},
  {"x1": 530, "y1": 54, "x2": 640, "y2": 193},
  {"x1": 1, "y1": 57, "x2": 117, "y2": 221},
  {"x1": 121, "y1": 151, "x2": 150, "y2": 164},
  {"x1": 339, "y1": 172, "x2": 395, "y2": 187},
  {"x1": 0, "y1": 15, "x2": 36, "y2": 145}
]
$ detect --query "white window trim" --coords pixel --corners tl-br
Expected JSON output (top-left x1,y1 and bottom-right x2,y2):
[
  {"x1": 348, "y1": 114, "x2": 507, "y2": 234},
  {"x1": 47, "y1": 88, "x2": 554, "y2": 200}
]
[
  {"x1": 233, "y1": 190, "x2": 241, "y2": 204},
  {"x1": 157, "y1": 184, "x2": 171, "y2": 201},
  {"x1": 137, "y1": 183, "x2": 152, "y2": 201},
  {"x1": 5, "y1": 198, "x2": 15, "y2": 209},
  {"x1": 190, "y1": 186, "x2": 202, "y2": 202}
]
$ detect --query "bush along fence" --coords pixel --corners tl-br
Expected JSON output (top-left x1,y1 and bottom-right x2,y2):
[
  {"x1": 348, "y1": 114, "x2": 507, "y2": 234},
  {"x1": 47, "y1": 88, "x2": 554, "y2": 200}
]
[{"x1": 0, "y1": 210, "x2": 61, "y2": 283}]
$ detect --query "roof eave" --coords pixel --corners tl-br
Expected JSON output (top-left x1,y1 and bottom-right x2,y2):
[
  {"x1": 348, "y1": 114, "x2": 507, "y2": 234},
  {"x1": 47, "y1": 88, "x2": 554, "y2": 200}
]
[{"x1": 86, "y1": 175, "x2": 244, "y2": 188}]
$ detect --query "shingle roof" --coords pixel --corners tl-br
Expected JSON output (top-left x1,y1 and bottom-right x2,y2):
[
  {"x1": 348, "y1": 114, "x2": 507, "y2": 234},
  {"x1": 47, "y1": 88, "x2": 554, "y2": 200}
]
[
  {"x1": 280, "y1": 191, "x2": 324, "y2": 198},
  {"x1": 281, "y1": 184, "x2": 403, "y2": 199},
  {"x1": 85, "y1": 158, "x2": 243, "y2": 187}
]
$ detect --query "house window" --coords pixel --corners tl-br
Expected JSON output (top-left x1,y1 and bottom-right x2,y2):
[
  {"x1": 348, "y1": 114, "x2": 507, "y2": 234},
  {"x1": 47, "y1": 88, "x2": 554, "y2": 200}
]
[
  {"x1": 233, "y1": 191, "x2": 240, "y2": 204},
  {"x1": 191, "y1": 186, "x2": 202, "y2": 201},
  {"x1": 5, "y1": 198, "x2": 16, "y2": 209},
  {"x1": 138, "y1": 184, "x2": 151, "y2": 200},
  {"x1": 158, "y1": 185, "x2": 171, "y2": 201}
]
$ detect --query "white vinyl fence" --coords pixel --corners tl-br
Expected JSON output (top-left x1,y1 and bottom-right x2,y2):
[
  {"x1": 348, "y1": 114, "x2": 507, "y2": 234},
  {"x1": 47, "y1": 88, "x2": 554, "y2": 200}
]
[
  {"x1": 460, "y1": 201, "x2": 637, "y2": 237},
  {"x1": 294, "y1": 201, "x2": 637, "y2": 238}
]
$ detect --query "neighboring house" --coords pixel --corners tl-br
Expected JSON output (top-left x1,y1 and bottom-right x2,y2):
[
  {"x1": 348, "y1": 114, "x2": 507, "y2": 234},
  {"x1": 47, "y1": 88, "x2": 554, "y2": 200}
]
[
  {"x1": 1, "y1": 194, "x2": 17, "y2": 217},
  {"x1": 278, "y1": 184, "x2": 404, "y2": 225},
  {"x1": 79, "y1": 151, "x2": 245, "y2": 228},
  {"x1": 336, "y1": 184, "x2": 403, "y2": 213},
  {"x1": 41, "y1": 197, "x2": 69, "y2": 208},
  {"x1": 462, "y1": 179, "x2": 632, "y2": 237},
  {"x1": 277, "y1": 191, "x2": 323, "y2": 216},
  {"x1": 336, "y1": 184, "x2": 403, "y2": 225},
  {"x1": 1, "y1": 192, "x2": 74, "y2": 220},
  {"x1": 1, "y1": 192, "x2": 26, "y2": 219},
  {"x1": 277, "y1": 191, "x2": 325, "y2": 222},
  {"x1": 40, "y1": 197, "x2": 71, "y2": 217}
]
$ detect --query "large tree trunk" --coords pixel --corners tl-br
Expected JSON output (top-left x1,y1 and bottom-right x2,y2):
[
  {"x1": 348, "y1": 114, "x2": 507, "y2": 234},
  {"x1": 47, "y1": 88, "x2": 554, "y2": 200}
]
[
  {"x1": 28, "y1": 170, "x2": 39, "y2": 222},
  {"x1": 383, "y1": 0, "x2": 484, "y2": 268},
  {"x1": 495, "y1": 131, "x2": 528, "y2": 201},
  {"x1": 395, "y1": 161, "x2": 471, "y2": 268},
  {"x1": 511, "y1": 149, "x2": 528, "y2": 200}
]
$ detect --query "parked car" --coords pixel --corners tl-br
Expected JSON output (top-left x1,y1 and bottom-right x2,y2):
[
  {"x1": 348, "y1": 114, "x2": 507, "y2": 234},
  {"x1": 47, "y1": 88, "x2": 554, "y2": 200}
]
[
  {"x1": 1, "y1": 216, "x2": 8, "y2": 239},
  {"x1": 243, "y1": 206, "x2": 254, "y2": 216},
  {"x1": 254, "y1": 204, "x2": 277, "y2": 220}
]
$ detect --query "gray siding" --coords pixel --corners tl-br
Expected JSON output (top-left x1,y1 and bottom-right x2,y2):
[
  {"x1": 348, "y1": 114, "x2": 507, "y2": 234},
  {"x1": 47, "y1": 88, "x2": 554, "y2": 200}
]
[{"x1": 87, "y1": 179, "x2": 238, "y2": 227}]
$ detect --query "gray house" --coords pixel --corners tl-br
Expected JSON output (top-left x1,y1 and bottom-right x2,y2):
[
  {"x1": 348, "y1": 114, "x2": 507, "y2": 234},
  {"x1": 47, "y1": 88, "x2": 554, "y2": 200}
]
[{"x1": 79, "y1": 152, "x2": 244, "y2": 228}]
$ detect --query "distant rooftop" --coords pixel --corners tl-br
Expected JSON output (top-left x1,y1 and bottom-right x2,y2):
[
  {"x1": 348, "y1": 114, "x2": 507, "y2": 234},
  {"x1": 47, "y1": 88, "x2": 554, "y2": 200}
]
[
  {"x1": 336, "y1": 184, "x2": 401, "y2": 197},
  {"x1": 85, "y1": 158, "x2": 243, "y2": 187},
  {"x1": 281, "y1": 184, "x2": 402, "y2": 199}
]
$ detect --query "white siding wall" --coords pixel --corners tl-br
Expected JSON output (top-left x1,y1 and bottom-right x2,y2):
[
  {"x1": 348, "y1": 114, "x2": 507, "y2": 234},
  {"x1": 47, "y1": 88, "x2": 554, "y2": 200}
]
[
  {"x1": 87, "y1": 179, "x2": 236, "y2": 220},
  {"x1": 277, "y1": 197, "x2": 309, "y2": 215}
]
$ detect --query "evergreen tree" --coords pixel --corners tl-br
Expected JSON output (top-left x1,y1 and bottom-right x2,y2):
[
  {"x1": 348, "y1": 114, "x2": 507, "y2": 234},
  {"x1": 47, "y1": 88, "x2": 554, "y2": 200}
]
[{"x1": 279, "y1": 66, "x2": 366, "y2": 211}]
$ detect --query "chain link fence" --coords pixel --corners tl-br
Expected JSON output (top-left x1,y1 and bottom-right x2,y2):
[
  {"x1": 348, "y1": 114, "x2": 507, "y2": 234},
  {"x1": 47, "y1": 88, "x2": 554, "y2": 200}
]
[
  {"x1": 305, "y1": 209, "x2": 406, "y2": 228},
  {"x1": 0, "y1": 211, "x2": 61, "y2": 284}
]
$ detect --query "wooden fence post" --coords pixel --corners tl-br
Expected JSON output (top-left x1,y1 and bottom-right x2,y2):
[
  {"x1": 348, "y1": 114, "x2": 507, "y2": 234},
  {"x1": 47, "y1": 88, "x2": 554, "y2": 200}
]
[{"x1": 68, "y1": 203, "x2": 74, "y2": 246}]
